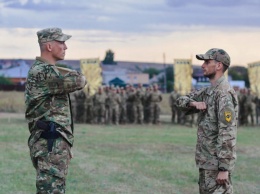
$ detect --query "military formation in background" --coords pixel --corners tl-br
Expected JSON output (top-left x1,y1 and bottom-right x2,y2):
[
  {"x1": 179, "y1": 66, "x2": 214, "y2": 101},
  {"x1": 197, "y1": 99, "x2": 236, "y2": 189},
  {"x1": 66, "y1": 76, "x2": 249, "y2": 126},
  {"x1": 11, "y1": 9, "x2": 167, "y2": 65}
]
[
  {"x1": 71, "y1": 84, "x2": 260, "y2": 127},
  {"x1": 169, "y1": 90, "x2": 197, "y2": 127},
  {"x1": 234, "y1": 87, "x2": 260, "y2": 126},
  {"x1": 71, "y1": 83, "x2": 163, "y2": 125}
]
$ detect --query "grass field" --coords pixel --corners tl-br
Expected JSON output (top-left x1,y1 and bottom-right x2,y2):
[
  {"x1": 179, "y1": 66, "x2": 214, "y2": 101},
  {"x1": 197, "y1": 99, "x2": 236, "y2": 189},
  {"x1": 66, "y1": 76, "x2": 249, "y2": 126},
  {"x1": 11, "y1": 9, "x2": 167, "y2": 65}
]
[{"x1": 0, "y1": 113, "x2": 260, "y2": 194}]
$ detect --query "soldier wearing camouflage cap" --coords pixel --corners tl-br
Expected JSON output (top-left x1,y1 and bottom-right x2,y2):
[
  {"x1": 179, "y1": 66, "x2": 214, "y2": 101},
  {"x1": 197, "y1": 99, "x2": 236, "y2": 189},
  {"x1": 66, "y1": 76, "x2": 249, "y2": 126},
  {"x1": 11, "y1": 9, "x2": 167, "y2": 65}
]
[
  {"x1": 176, "y1": 48, "x2": 238, "y2": 194},
  {"x1": 37, "y1": 27, "x2": 71, "y2": 43},
  {"x1": 25, "y1": 27, "x2": 87, "y2": 193}
]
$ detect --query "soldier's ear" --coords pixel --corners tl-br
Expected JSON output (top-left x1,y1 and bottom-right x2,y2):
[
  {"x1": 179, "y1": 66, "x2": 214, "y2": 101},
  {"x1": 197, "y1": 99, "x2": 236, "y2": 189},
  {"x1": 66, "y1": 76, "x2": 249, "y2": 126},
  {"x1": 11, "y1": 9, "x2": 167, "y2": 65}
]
[
  {"x1": 215, "y1": 61, "x2": 222, "y2": 71},
  {"x1": 46, "y1": 42, "x2": 53, "y2": 52}
]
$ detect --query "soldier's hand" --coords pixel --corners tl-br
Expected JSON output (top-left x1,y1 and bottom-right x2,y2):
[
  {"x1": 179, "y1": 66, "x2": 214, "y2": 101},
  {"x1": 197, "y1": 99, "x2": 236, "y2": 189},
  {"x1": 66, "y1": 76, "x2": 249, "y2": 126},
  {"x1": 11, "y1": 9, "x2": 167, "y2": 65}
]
[
  {"x1": 189, "y1": 102, "x2": 207, "y2": 110},
  {"x1": 216, "y1": 171, "x2": 229, "y2": 185}
]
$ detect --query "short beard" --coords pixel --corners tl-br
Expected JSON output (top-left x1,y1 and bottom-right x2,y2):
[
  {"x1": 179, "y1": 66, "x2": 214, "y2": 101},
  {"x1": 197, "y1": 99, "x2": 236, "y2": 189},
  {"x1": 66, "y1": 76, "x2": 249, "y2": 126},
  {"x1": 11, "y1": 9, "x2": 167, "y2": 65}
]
[{"x1": 204, "y1": 72, "x2": 216, "y2": 79}]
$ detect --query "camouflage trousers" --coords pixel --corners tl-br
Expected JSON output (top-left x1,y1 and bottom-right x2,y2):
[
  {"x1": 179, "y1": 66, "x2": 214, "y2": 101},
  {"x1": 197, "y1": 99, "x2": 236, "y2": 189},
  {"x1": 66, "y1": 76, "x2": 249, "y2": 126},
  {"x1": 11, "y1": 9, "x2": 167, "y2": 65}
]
[
  {"x1": 199, "y1": 169, "x2": 233, "y2": 194},
  {"x1": 149, "y1": 103, "x2": 161, "y2": 124},
  {"x1": 29, "y1": 137, "x2": 72, "y2": 194},
  {"x1": 132, "y1": 104, "x2": 143, "y2": 124},
  {"x1": 108, "y1": 106, "x2": 120, "y2": 125},
  {"x1": 95, "y1": 104, "x2": 106, "y2": 124}
]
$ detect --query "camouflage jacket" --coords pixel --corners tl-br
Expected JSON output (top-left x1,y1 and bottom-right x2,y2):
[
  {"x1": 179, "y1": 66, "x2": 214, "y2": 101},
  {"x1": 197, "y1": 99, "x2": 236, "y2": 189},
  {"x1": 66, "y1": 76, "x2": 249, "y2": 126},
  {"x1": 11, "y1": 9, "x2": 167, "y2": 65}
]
[
  {"x1": 176, "y1": 76, "x2": 238, "y2": 171},
  {"x1": 133, "y1": 90, "x2": 144, "y2": 106},
  {"x1": 149, "y1": 90, "x2": 163, "y2": 104},
  {"x1": 106, "y1": 93, "x2": 121, "y2": 108},
  {"x1": 25, "y1": 57, "x2": 86, "y2": 147},
  {"x1": 169, "y1": 91, "x2": 180, "y2": 107},
  {"x1": 93, "y1": 93, "x2": 107, "y2": 106}
]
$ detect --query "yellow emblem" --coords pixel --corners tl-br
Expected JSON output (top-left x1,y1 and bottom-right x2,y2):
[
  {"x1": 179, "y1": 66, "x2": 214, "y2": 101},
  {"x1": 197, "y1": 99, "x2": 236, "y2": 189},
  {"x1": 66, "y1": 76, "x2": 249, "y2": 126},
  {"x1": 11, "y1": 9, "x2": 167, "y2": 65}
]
[{"x1": 225, "y1": 111, "x2": 232, "y2": 122}]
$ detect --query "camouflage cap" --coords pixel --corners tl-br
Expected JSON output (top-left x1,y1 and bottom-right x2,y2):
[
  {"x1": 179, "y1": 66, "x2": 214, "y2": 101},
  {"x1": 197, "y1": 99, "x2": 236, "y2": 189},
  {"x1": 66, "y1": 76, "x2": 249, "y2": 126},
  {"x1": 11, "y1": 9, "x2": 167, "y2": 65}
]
[
  {"x1": 196, "y1": 48, "x2": 230, "y2": 67},
  {"x1": 37, "y1": 27, "x2": 71, "y2": 43}
]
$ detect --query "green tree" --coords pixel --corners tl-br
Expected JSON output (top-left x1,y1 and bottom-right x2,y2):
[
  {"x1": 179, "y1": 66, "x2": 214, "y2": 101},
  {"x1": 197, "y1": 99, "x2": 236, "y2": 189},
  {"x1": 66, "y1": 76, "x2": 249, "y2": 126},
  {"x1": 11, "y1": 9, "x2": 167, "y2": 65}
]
[
  {"x1": 228, "y1": 66, "x2": 249, "y2": 87},
  {"x1": 158, "y1": 66, "x2": 174, "y2": 92},
  {"x1": 143, "y1": 68, "x2": 160, "y2": 79},
  {"x1": 103, "y1": 49, "x2": 116, "y2": 64},
  {"x1": 0, "y1": 76, "x2": 13, "y2": 85}
]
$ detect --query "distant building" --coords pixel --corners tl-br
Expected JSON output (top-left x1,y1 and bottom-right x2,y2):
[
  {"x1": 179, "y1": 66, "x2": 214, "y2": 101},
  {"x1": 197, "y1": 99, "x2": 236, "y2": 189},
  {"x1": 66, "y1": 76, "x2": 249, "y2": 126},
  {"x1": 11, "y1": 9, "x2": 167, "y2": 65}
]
[
  {"x1": 102, "y1": 64, "x2": 149, "y2": 86},
  {"x1": 0, "y1": 60, "x2": 30, "y2": 84},
  {"x1": 126, "y1": 73, "x2": 149, "y2": 85}
]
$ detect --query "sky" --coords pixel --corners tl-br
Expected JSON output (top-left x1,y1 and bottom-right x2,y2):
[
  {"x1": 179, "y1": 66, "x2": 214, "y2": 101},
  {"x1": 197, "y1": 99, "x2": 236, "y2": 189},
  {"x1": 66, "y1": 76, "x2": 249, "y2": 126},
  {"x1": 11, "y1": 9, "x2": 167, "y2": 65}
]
[{"x1": 0, "y1": 0, "x2": 260, "y2": 66}]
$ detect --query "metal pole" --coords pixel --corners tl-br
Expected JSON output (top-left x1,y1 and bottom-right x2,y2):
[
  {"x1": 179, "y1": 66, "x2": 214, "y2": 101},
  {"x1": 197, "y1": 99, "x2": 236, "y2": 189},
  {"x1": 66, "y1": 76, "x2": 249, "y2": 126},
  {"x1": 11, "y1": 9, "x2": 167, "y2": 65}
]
[{"x1": 163, "y1": 53, "x2": 167, "y2": 93}]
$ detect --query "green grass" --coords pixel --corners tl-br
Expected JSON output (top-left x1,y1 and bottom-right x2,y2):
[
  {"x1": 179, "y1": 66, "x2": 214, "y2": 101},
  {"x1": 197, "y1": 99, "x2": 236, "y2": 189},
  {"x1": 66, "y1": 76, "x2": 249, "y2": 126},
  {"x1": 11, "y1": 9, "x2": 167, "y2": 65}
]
[{"x1": 0, "y1": 115, "x2": 260, "y2": 194}]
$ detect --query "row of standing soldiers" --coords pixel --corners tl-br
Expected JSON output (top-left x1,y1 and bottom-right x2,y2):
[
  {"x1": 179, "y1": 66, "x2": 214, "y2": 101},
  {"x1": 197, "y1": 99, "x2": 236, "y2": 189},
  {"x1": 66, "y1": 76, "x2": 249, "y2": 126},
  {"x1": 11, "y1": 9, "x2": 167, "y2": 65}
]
[
  {"x1": 71, "y1": 84, "x2": 163, "y2": 125},
  {"x1": 168, "y1": 90, "x2": 197, "y2": 127}
]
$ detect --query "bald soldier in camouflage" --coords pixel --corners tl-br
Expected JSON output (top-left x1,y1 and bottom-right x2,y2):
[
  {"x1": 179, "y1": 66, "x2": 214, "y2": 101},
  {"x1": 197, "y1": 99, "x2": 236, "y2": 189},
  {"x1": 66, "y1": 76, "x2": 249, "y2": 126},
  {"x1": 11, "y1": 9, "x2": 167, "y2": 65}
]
[
  {"x1": 176, "y1": 48, "x2": 238, "y2": 194},
  {"x1": 25, "y1": 28, "x2": 87, "y2": 194}
]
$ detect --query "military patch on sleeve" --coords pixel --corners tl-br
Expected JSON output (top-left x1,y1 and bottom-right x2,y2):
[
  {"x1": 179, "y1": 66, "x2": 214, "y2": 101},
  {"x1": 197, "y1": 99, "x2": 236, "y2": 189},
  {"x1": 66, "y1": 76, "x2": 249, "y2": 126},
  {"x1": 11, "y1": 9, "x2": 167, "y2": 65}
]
[
  {"x1": 225, "y1": 110, "x2": 232, "y2": 122},
  {"x1": 221, "y1": 107, "x2": 234, "y2": 124}
]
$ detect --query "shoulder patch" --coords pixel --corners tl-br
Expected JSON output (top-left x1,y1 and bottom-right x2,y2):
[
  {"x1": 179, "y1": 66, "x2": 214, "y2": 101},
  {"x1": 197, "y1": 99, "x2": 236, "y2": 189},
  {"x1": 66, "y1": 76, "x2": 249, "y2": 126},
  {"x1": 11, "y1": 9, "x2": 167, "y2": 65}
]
[
  {"x1": 221, "y1": 107, "x2": 234, "y2": 124},
  {"x1": 224, "y1": 110, "x2": 232, "y2": 122}
]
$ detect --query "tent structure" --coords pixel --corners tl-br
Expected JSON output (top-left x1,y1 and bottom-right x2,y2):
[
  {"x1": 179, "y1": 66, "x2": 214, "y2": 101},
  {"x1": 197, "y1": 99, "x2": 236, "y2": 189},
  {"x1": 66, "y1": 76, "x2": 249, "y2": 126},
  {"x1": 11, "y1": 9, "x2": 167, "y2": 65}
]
[{"x1": 109, "y1": 77, "x2": 126, "y2": 87}]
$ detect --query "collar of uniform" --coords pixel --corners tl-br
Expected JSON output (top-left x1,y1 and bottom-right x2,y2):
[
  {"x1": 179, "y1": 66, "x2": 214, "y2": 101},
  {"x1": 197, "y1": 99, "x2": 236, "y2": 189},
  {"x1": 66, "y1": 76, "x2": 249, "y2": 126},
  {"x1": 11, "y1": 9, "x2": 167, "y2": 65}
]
[
  {"x1": 36, "y1": 56, "x2": 55, "y2": 66},
  {"x1": 215, "y1": 75, "x2": 226, "y2": 86},
  {"x1": 206, "y1": 75, "x2": 226, "y2": 94}
]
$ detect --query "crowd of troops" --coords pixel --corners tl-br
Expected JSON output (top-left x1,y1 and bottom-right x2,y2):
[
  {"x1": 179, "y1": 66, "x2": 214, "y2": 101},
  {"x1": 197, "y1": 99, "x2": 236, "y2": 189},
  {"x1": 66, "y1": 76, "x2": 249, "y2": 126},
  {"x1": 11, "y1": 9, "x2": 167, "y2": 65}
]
[
  {"x1": 235, "y1": 87, "x2": 260, "y2": 126},
  {"x1": 70, "y1": 83, "x2": 163, "y2": 125},
  {"x1": 71, "y1": 84, "x2": 260, "y2": 127}
]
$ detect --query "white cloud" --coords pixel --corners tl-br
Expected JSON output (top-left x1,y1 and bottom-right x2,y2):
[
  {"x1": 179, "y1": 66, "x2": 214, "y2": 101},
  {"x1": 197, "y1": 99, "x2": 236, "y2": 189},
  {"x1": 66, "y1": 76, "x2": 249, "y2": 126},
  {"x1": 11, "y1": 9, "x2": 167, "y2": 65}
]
[
  {"x1": 32, "y1": 0, "x2": 41, "y2": 4},
  {"x1": 18, "y1": 0, "x2": 28, "y2": 5},
  {"x1": 1, "y1": 26, "x2": 259, "y2": 67}
]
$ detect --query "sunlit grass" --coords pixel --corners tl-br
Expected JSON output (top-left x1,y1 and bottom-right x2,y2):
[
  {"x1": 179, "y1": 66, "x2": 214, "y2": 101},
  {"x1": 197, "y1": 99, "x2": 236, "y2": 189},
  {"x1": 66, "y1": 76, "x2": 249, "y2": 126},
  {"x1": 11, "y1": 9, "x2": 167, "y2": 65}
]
[{"x1": 0, "y1": 115, "x2": 259, "y2": 194}]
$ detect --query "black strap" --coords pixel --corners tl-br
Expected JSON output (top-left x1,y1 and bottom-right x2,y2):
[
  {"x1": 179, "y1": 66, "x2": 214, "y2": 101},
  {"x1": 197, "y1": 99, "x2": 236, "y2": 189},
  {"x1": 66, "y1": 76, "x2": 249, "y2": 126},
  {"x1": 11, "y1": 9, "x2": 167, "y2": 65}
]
[
  {"x1": 68, "y1": 94, "x2": 74, "y2": 134},
  {"x1": 38, "y1": 121, "x2": 61, "y2": 152}
]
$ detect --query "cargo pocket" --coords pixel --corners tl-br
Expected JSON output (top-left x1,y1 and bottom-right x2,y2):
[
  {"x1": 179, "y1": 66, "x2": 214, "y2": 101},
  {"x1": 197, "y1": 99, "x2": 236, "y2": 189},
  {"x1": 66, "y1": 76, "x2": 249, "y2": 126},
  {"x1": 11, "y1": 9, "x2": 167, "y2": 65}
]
[
  {"x1": 38, "y1": 157, "x2": 65, "y2": 179},
  {"x1": 199, "y1": 169, "x2": 218, "y2": 193},
  {"x1": 37, "y1": 137, "x2": 71, "y2": 179}
]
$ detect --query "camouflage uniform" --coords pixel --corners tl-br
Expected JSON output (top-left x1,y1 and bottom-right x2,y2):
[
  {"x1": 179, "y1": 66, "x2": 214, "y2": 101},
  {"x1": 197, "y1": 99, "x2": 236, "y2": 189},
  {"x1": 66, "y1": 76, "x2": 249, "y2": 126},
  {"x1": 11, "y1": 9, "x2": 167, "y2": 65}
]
[
  {"x1": 239, "y1": 89, "x2": 247, "y2": 126},
  {"x1": 70, "y1": 92, "x2": 77, "y2": 122},
  {"x1": 244, "y1": 90, "x2": 256, "y2": 126},
  {"x1": 25, "y1": 28, "x2": 86, "y2": 194},
  {"x1": 255, "y1": 97, "x2": 260, "y2": 125},
  {"x1": 85, "y1": 89, "x2": 94, "y2": 124},
  {"x1": 106, "y1": 88, "x2": 121, "y2": 125},
  {"x1": 176, "y1": 76, "x2": 238, "y2": 194},
  {"x1": 143, "y1": 86, "x2": 152, "y2": 123},
  {"x1": 126, "y1": 84, "x2": 134, "y2": 123},
  {"x1": 74, "y1": 90, "x2": 86, "y2": 123},
  {"x1": 119, "y1": 88, "x2": 127, "y2": 124},
  {"x1": 177, "y1": 48, "x2": 238, "y2": 194},
  {"x1": 148, "y1": 84, "x2": 163, "y2": 124},
  {"x1": 93, "y1": 87, "x2": 106, "y2": 124},
  {"x1": 133, "y1": 86, "x2": 144, "y2": 124},
  {"x1": 104, "y1": 86, "x2": 111, "y2": 124},
  {"x1": 169, "y1": 91, "x2": 179, "y2": 123}
]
